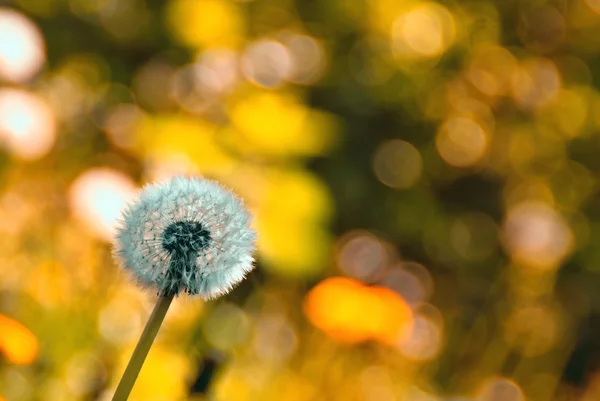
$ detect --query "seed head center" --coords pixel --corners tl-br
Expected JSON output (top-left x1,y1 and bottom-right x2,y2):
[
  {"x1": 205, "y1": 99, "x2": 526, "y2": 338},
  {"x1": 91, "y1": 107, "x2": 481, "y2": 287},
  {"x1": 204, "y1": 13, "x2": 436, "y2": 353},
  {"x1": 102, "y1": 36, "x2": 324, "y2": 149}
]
[{"x1": 162, "y1": 220, "x2": 211, "y2": 255}]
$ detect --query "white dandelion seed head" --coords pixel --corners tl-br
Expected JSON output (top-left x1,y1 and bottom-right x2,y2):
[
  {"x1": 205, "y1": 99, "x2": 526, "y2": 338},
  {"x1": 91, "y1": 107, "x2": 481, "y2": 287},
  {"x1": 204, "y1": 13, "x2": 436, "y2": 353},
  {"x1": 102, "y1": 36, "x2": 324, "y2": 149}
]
[{"x1": 113, "y1": 176, "x2": 257, "y2": 299}]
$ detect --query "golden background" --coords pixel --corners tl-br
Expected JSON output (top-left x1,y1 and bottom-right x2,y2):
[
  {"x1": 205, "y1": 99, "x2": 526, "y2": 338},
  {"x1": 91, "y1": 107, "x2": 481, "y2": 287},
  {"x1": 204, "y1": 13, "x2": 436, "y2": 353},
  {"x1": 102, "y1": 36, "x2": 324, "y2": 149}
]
[{"x1": 0, "y1": 0, "x2": 599, "y2": 400}]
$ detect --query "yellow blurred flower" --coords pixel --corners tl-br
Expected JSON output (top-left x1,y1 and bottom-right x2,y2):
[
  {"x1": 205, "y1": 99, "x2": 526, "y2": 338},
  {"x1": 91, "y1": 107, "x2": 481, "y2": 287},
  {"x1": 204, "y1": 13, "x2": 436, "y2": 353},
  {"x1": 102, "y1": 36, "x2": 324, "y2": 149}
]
[
  {"x1": 116, "y1": 345, "x2": 192, "y2": 401},
  {"x1": 212, "y1": 363, "x2": 254, "y2": 401},
  {"x1": 304, "y1": 277, "x2": 413, "y2": 344},
  {"x1": 0, "y1": 314, "x2": 38, "y2": 365},
  {"x1": 258, "y1": 218, "x2": 332, "y2": 277},
  {"x1": 135, "y1": 114, "x2": 236, "y2": 174},
  {"x1": 230, "y1": 92, "x2": 339, "y2": 157},
  {"x1": 255, "y1": 170, "x2": 334, "y2": 277},
  {"x1": 166, "y1": 0, "x2": 244, "y2": 49},
  {"x1": 260, "y1": 170, "x2": 332, "y2": 221}
]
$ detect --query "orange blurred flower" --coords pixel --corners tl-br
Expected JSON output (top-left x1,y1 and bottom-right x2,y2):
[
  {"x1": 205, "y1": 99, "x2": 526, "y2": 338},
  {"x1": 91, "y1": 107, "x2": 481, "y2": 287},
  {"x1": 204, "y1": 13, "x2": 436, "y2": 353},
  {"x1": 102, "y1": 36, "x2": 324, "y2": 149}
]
[
  {"x1": 304, "y1": 277, "x2": 412, "y2": 345},
  {"x1": 0, "y1": 314, "x2": 38, "y2": 364}
]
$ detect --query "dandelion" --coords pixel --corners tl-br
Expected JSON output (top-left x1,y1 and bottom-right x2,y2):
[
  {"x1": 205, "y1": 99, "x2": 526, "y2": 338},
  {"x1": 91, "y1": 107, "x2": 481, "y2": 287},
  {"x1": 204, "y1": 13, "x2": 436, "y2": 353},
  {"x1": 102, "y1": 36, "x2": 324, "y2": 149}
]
[{"x1": 111, "y1": 176, "x2": 256, "y2": 400}]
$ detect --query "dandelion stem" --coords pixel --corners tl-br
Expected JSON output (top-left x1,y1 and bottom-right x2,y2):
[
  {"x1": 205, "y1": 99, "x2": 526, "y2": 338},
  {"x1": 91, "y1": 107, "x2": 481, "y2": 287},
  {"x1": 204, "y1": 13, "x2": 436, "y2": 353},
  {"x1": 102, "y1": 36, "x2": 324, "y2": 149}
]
[{"x1": 112, "y1": 293, "x2": 174, "y2": 401}]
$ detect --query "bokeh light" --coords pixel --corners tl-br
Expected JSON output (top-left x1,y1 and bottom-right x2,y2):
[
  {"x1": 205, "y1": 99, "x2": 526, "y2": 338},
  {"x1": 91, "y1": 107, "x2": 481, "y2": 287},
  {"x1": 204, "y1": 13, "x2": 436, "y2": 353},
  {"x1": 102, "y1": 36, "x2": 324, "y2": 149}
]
[
  {"x1": 502, "y1": 202, "x2": 573, "y2": 269},
  {"x1": 0, "y1": 314, "x2": 38, "y2": 365},
  {"x1": 436, "y1": 117, "x2": 489, "y2": 167},
  {"x1": 166, "y1": 0, "x2": 244, "y2": 49},
  {"x1": 0, "y1": 368, "x2": 32, "y2": 400},
  {"x1": 203, "y1": 302, "x2": 250, "y2": 351},
  {"x1": 2, "y1": 1, "x2": 600, "y2": 400},
  {"x1": 103, "y1": 104, "x2": 145, "y2": 150},
  {"x1": 335, "y1": 230, "x2": 391, "y2": 283},
  {"x1": 304, "y1": 277, "x2": 412, "y2": 344},
  {"x1": 467, "y1": 46, "x2": 517, "y2": 97},
  {"x1": 0, "y1": 8, "x2": 45, "y2": 83},
  {"x1": 511, "y1": 58, "x2": 561, "y2": 110},
  {"x1": 379, "y1": 262, "x2": 434, "y2": 307},
  {"x1": 69, "y1": 168, "x2": 138, "y2": 241},
  {"x1": 542, "y1": 87, "x2": 590, "y2": 139},
  {"x1": 373, "y1": 139, "x2": 423, "y2": 189},
  {"x1": 0, "y1": 88, "x2": 55, "y2": 159},
  {"x1": 196, "y1": 49, "x2": 239, "y2": 94},
  {"x1": 170, "y1": 49, "x2": 239, "y2": 113},
  {"x1": 476, "y1": 377, "x2": 524, "y2": 401},
  {"x1": 253, "y1": 314, "x2": 298, "y2": 363},
  {"x1": 98, "y1": 290, "x2": 144, "y2": 345},
  {"x1": 241, "y1": 40, "x2": 292, "y2": 89},
  {"x1": 284, "y1": 34, "x2": 326, "y2": 85},
  {"x1": 65, "y1": 351, "x2": 106, "y2": 396},
  {"x1": 397, "y1": 312, "x2": 442, "y2": 361},
  {"x1": 359, "y1": 365, "x2": 395, "y2": 401},
  {"x1": 391, "y1": 3, "x2": 456, "y2": 59}
]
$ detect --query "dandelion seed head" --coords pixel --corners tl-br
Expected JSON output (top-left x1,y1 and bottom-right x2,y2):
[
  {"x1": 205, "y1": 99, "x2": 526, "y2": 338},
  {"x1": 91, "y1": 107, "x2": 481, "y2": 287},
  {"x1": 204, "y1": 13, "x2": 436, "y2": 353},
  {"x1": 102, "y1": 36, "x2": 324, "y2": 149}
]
[{"x1": 114, "y1": 176, "x2": 257, "y2": 299}]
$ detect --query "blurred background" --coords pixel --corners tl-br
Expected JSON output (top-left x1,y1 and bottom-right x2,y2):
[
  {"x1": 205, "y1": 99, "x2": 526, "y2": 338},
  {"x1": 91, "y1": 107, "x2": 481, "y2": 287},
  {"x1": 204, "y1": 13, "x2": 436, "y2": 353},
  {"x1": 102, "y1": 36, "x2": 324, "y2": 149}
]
[{"x1": 2, "y1": 0, "x2": 600, "y2": 400}]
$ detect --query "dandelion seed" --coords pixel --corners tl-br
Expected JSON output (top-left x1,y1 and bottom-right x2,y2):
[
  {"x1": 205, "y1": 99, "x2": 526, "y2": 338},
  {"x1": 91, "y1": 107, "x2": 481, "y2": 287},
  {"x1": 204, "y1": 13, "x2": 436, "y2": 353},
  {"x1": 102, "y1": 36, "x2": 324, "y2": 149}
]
[
  {"x1": 114, "y1": 175, "x2": 257, "y2": 299},
  {"x1": 111, "y1": 175, "x2": 256, "y2": 401}
]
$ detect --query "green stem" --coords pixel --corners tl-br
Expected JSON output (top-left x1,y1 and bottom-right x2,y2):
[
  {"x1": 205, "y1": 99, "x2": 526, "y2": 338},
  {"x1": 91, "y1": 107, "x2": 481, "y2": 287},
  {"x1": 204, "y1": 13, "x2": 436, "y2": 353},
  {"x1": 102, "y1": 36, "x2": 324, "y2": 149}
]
[{"x1": 112, "y1": 293, "x2": 174, "y2": 401}]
